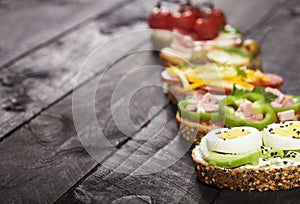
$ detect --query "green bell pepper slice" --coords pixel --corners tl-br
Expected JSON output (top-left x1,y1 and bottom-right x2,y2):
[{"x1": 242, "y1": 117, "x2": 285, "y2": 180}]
[
  {"x1": 178, "y1": 99, "x2": 220, "y2": 122},
  {"x1": 272, "y1": 95, "x2": 300, "y2": 113},
  {"x1": 219, "y1": 92, "x2": 276, "y2": 130}
]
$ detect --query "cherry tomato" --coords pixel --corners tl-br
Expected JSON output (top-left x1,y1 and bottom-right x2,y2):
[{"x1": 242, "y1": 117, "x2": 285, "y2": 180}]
[
  {"x1": 191, "y1": 6, "x2": 202, "y2": 19},
  {"x1": 193, "y1": 17, "x2": 219, "y2": 40},
  {"x1": 148, "y1": 5, "x2": 172, "y2": 30},
  {"x1": 178, "y1": 1, "x2": 202, "y2": 19},
  {"x1": 172, "y1": 10, "x2": 197, "y2": 32},
  {"x1": 211, "y1": 9, "x2": 226, "y2": 29}
]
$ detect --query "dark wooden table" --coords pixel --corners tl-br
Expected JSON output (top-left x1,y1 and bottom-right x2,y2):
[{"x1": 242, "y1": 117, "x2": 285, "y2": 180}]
[{"x1": 1, "y1": 0, "x2": 300, "y2": 203}]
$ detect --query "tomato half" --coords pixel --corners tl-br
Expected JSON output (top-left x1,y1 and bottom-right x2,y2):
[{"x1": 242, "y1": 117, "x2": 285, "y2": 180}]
[
  {"x1": 172, "y1": 10, "x2": 197, "y2": 32},
  {"x1": 148, "y1": 6, "x2": 172, "y2": 30},
  {"x1": 193, "y1": 17, "x2": 219, "y2": 40},
  {"x1": 211, "y1": 9, "x2": 226, "y2": 29}
]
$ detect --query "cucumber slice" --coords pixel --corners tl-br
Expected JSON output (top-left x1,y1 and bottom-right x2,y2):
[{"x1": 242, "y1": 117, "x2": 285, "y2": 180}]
[{"x1": 206, "y1": 150, "x2": 259, "y2": 168}]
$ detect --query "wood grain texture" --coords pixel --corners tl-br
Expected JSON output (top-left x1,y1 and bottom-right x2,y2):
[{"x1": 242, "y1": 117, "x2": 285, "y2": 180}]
[
  {"x1": 0, "y1": 0, "x2": 139, "y2": 68},
  {"x1": 0, "y1": 1, "x2": 155, "y2": 140},
  {"x1": 59, "y1": 105, "x2": 219, "y2": 204},
  {"x1": 0, "y1": 50, "x2": 168, "y2": 203},
  {"x1": 247, "y1": 0, "x2": 300, "y2": 95},
  {"x1": 0, "y1": 0, "x2": 278, "y2": 141}
]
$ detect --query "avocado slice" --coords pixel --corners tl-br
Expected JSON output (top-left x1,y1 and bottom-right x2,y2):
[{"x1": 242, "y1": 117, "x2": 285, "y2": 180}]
[
  {"x1": 259, "y1": 146, "x2": 284, "y2": 158},
  {"x1": 205, "y1": 150, "x2": 259, "y2": 168},
  {"x1": 285, "y1": 151, "x2": 300, "y2": 162}
]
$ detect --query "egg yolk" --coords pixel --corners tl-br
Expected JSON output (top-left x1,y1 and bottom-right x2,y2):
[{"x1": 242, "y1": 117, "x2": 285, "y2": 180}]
[
  {"x1": 273, "y1": 123, "x2": 300, "y2": 138},
  {"x1": 220, "y1": 129, "x2": 250, "y2": 140}
]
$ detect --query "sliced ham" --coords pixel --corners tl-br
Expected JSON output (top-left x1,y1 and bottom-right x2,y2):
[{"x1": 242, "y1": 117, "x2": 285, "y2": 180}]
[
  {"x1": 271, "y1": 101, "x2": 283, "y2": 108},
  {"x1": 265, "y1": 87, "x2": 296, "y2": 107},
  {"x1": 252, "y1": 73, "x2": 283, "y2": 89},
  {"x1": 202, "y1": 103, "x2": 219, "y2": 113},
  {"x1": 161, "y1": 70, "x2": 181, "y2": 85},
  {"x1": 277, "y1": 110, "x2": 295, "y2": 122},
  {"x1": 282, "y1": 97, "x2": 295, "y2": 107},
  {"x1": 236, "y1": 99, "x2": 253, "y2": 117},
  {"x1": 265, "y1": 87, "x2": 283, "y2": 97},
  {"x1": 248, "y1": 113, "x2": 264, "y2": 121},
  {"x1": 197, "y1": 92, "x2": 220, "y2": 113},
  {"x1": 185, "y1": 104, "x2": 197, "y2": 112},
  {"x1": 201, "y1": 92, "x2": 219, "y2": 104},
  {"x1": 234, "y1": 99, "x2": 264, "y2": 121},
  {"x1": 274, "y1": 96, "x2": 285, "y2": 104}
]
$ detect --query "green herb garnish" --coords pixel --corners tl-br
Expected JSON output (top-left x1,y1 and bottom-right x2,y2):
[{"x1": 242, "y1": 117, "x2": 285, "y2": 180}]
[
  {"x1": 235, "y1": 67, "x2": 247, "y2": 78},
  {"x1": 221, "y1": 25, "x2": 241, "y2": 34},
  {"x1": 232, "y1": 85, "x2": 277, "y2": 103},
  {"x1": 252, "y1": 87, "x2": 278, "y2": 103},
  {"x1": 179, "y1": 62, "x2": 191, "y2": 69},
  {"x1": 223, "y1": 47, "x2": 253, "y2": 59}
]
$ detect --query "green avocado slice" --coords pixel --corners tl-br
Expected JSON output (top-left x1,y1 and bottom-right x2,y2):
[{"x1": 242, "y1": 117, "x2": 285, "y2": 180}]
[
  {"x1": 259, "y1": 146, "x2": 284, "y2": 159},
  {"x1": 206, "y1": 150, "x2": 259, "y2": 168},
  {"x1": 285, "y1": 151, "x2": 300, "y2": 162}
]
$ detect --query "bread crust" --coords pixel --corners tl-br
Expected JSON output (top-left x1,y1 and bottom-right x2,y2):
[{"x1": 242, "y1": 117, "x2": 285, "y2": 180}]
[
  {"x1": 176, "y1": 113, "x2": 221, "y2": 145},
  {"x1": 192, "y1": 147, "x2": 300, "y2": 191}
]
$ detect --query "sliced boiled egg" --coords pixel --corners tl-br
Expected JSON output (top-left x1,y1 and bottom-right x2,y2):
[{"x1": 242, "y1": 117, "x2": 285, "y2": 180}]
[
  {"x1": 263, "y1": 121, "x2": 300, "y2": 150},
  {"x1": 205, "y1": 127, "x2": 262, "y2": 154}
]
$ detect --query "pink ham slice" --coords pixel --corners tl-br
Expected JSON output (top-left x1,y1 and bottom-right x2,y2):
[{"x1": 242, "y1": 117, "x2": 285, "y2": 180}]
[
  {"x1": 201, "y1": 93, "x2": 219, "y2": 105},
  {"x1": 248, "y1": 113, "x2": 264, "y2": 121},
  {"x1": 202, "y1": 103, "x2": 219, "y2": 113},
  {"x1": 265, "y1": 87, "x2": 296, "y2": 107},
  {"x1": 234, "y1": 99, "x2": 264, "y2": 121},
  {"x1": 198, "y1": 93, "x2": 220, "y2": 113},
  {"x1": 185, "y1": 104, "x2": 197, "y2": 112},
  {"x1": 277, "y1": 110, "x2": 295, "y2": 122},
  {"x1": 271, "y1": 101, "x2": 283, "y2": 108},
  {"x1": 236, "y1": 99, "x2": 253, "y2": 118},
  {"x1": 282, "y1": 97, "x2": 295, "y2": 107}
]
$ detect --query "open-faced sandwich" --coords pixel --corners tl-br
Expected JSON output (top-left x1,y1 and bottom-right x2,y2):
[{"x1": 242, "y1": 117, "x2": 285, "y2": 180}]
[
  {"x1": 159, "y1": 38, "x2": 262, "y2": 70},
  {"x1": 192, "y1": 123, "x2": 300, "y2": 191},
  {"x1": 177, "y1": 86, "x2": 300, "y2": 144},
  {"x1": 147, "y1": 1, "x2": 260, "y2": 68},
  {"x1": 177, "y1": 92, "x2": 225, "y2": 144},
  {"x1": 162, "y1": 63, "x2": 283, "y2": 104},
  {"x1": 148, "y1": 1, "x2": 232, "y2": 49},
  {"x1": 148, "y1": 0, "x2": 262, "y2": 70}
]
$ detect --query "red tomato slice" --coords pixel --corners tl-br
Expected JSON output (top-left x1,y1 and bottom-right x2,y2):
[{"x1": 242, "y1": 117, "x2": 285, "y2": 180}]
[
  {"x1": 172, "y1": 10, "x2": 197, "y2": 32},
  {"x1": 148, "y1": 7, "x2": 172, "y2": 30},
  {"x1": 193, "y1": 17, "x2": 219, "y2": 40},
  {"x1": 211, "y1": 9, "x2": 227, "y2": 29}
]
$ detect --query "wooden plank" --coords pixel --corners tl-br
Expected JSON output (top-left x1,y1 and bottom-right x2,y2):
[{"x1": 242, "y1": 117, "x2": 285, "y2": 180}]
[
  {"x1": 215, "y1": 0, "x2": 280, "y2": 34},
  {"x1": 0, "y1": 0, "x2": 276, "y2": 140},
  {"x1": 246, "y1": 0, "x2": 300, "y2": 94},
  {"x1": 0, "y1": 1, "x2": 156, "y2": 140},
  {"x1": 0, "y1": 0, "x2": 138, "y2": 68},
  {"x1": 58, "y1": 105, "x2": 219, "y2": 203},
  {"x1": 0, "y1": 50, "x2": 168, "y2": 203}
]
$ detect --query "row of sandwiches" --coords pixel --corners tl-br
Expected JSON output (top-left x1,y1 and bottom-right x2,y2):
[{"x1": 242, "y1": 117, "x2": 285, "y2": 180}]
[{"x1": 148, "y1": 1, "x2": 300, "y2": 192}]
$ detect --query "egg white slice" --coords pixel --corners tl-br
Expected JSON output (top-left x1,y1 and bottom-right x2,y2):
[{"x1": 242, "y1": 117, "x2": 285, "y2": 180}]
[
  {"x1": 263, "y1": 121, "x2": 300, "y2": 150},
  {"x1": 206, "y1": 127, "x2": 262, "y2": 154}
]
